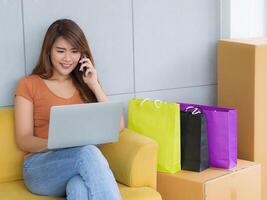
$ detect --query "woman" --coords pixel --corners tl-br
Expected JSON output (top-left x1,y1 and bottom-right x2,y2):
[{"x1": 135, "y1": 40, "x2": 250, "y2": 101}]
[{"x1": 14, "y1": 19, "x2": 124, "y2": 200}]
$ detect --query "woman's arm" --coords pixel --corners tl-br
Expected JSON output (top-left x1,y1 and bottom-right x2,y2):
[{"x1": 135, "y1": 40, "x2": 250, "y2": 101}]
[
  {"x1": 90, "y1": 83, "x2": 125, "y2": 132},
  {"x1": 14, "y1": 96, "x2": 48, "y2": 152},
  {"x1": 80, "y1": 57, "x2": 125, "y2": 132}
]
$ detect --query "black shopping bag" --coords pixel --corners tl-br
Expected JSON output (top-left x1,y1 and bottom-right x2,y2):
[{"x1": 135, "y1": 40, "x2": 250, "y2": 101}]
[{"x1": 180, "y1": 108, "x2": 209, "y2": 172}]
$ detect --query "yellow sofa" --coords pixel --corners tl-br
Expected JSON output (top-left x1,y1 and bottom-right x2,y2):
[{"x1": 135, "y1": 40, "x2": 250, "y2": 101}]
[{"x1": 0, "y1": 108, "x2": 162, "y2": 200}]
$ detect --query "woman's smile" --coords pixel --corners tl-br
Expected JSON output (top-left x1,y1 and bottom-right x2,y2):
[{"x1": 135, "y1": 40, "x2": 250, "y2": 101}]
[{"x1": 60, "y1": 62, "x2": 73, "y2": 69}]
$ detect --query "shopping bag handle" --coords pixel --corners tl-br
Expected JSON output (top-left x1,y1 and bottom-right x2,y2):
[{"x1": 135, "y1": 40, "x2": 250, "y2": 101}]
[
  {"x1": 185, "y1": 106, "x2": 201, "y2": 115},
  {"x1": 140, "y1": 98, "x2": 163, "y2": 109}
]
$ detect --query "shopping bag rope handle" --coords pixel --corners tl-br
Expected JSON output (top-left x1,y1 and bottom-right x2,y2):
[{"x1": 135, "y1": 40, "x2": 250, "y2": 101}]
[
  {"x1": 185, "y1": 106, "x2": 201, "y2": 115},
  {"x1": 140, "y1": 98, "x2": 164, "y2": 109}
]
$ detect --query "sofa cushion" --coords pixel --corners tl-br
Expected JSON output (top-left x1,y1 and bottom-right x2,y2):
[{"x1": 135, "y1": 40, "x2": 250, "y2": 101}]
[
  {"x1": 0, "y1": 108, "x2": 25, "y2": 183},
  {"x1": 118, "y1": 183, "x2": 162, "y2": 200},
  {"x1": 100, "y1": 128, "x2": 158, "y2": 188},
  {"x1": 0, "y1": 181, "x2": 161, "y2": 200},
  {"x1": 0, "y1": 180, "x2": 63, "y2": 200}
]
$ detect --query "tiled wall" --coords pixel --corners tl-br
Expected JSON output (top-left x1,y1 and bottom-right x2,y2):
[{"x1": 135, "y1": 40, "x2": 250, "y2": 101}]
[{"x1": 0, "y1": 0, "x2": 220, "y2": 121}]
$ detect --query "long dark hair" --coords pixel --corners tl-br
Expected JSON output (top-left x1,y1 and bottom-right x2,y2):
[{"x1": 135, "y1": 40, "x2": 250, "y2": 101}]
[{"x1": 32, "y1": 19, "x2": 97, "y2": 103}]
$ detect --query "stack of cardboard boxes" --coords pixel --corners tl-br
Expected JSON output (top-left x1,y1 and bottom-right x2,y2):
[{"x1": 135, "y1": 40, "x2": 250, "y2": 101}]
[
  {"x1": 156, "y1": 38, "x2": 265, "y2": 200},
  {"x1": 218, "y1": 38, "x2": 267, "y2": 200}
]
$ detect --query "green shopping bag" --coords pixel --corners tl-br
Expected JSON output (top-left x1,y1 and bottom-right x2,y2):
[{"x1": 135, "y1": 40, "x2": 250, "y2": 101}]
[{"x1": 128, "y1": 98, "x2": 181, "y2": 173}]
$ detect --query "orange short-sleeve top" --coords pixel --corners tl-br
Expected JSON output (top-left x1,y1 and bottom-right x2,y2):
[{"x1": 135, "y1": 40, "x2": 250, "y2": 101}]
[{"x1": 15, "y1": 75, "x2": 84, "y2": 139}]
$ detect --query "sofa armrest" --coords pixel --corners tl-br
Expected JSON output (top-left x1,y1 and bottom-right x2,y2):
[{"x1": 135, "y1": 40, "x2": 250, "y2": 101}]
[{"x1": 99, "y1": 128, "x2": 158, "y2": 189}]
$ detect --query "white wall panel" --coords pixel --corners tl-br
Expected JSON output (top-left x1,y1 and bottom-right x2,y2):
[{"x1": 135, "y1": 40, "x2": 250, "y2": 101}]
[
  {"x1": 0, "y1": 0, "x2": 25, "y2": 106},
  {"x1": 108, "y1": 93, "x2": 135, "y2": 125},
  {"x1": 136, "y1": 85, "x2": 217, "y2": 106},
  {"x1": 133, "y1": 0, "x2": 220, "y2": 92}
]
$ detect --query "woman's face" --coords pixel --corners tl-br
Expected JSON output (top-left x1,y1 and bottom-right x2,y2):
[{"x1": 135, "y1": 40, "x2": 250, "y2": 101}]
[{"x1": 50, "y1": 36, "x2": 81, "y2": 77}]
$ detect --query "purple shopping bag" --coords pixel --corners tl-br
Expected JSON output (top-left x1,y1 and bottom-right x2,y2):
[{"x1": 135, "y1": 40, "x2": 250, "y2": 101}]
[{"x1": 179, "y1": 103, "x2": 237, "y2": 169}]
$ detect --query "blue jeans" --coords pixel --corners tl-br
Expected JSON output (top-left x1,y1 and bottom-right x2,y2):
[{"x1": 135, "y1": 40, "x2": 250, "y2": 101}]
[{"x1": 23, "y1": 145, "x2": 122, "y2": 200}]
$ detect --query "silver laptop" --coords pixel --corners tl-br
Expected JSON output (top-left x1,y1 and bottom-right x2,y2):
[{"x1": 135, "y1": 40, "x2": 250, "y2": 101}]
[{"x1": 47, "y1": 102, "x2": 123, "y2": 149}]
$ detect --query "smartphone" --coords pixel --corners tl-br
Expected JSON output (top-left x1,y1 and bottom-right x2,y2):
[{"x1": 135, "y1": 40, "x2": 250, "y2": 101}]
[{"x1": 77, "y1": 55, "x2": 89, "y2": 77}]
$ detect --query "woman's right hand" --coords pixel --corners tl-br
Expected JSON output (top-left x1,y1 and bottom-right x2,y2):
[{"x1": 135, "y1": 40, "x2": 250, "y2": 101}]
[{"x1": 79, "y1": 56, "x2": 98, "y2": 89}]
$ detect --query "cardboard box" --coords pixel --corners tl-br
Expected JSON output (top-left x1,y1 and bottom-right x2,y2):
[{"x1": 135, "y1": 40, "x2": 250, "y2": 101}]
[
  {"x1": 157, "y1": 160, "x2": 261, "y2": 200},
  {"x1": 218, "y1": 38, "x2": 267, "y2": 199}
]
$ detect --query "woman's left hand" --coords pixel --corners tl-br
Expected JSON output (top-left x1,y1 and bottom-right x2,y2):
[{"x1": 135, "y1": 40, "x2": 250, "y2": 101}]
[{"x1": 79, "y1": 57, "x2": 99, "y2": 89}]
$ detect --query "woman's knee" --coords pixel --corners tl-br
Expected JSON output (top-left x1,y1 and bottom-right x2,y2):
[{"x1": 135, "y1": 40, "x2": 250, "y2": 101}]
[
  {"x1": 66, "y1": 175, "x2": 88, "y2": 200},
  {"x1": 80, "y1": 144, "x2": 99, "y2": 153},
  {"x1": 78, "y1": 145, "x2": 109, "y2": 167}
]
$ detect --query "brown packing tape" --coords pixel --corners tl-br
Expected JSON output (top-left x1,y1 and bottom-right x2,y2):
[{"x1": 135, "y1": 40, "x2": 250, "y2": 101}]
[
  {"x1": 229, "y1": 172, "x2": 238, "y2": 200},
  {"x1": 231, "y1": 190, "x2": 237, "y2": 200}
]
